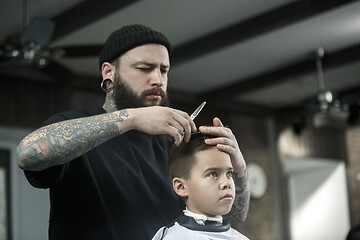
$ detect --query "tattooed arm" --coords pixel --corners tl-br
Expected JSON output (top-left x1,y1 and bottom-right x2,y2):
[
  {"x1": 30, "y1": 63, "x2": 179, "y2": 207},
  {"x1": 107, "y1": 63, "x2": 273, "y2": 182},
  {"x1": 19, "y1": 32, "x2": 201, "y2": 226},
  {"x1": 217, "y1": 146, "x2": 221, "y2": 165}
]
[
  {"x1": 199, "y1": 117, "x2": 250, "y2": 222},
  {"x1": 225, "y1": 168, "x2": 250, "y2": 223},
  {"x1": 17, "y1": 106, "x2": 197, "y2": 171},
  {"x1": 17, "y1": 110, "x2": 130, "y2": 171}
]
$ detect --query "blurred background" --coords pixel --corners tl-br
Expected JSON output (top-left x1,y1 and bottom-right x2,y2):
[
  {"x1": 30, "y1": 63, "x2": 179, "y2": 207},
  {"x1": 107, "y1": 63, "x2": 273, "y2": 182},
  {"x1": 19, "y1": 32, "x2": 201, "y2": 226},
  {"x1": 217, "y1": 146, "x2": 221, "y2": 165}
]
[{"x1": 0, "y1": 0, "x2": 360, "y2": 239}]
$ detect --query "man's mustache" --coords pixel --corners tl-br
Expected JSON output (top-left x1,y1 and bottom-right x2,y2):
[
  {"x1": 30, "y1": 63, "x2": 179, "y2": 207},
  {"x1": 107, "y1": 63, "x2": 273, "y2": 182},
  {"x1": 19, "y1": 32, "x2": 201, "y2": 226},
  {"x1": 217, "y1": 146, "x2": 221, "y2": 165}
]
[{"x1": 141, "y1": 87, "x2": 166, "y2": 98}]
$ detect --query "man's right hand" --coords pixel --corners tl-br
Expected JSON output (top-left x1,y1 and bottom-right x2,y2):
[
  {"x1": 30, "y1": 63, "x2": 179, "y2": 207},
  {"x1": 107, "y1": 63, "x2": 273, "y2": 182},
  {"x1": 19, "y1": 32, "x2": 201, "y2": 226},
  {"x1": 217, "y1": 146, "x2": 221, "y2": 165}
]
[{"x1": 127, "y1": 106, "x2": 197, "y2": 145}]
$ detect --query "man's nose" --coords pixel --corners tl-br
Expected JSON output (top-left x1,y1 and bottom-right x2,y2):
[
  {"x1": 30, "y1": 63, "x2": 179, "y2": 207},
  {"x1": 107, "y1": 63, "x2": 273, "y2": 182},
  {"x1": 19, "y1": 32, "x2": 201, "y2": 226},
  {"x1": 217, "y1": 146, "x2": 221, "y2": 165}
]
[{"x1": 149, "y1": 69, "x2": 164, "y2": 86}]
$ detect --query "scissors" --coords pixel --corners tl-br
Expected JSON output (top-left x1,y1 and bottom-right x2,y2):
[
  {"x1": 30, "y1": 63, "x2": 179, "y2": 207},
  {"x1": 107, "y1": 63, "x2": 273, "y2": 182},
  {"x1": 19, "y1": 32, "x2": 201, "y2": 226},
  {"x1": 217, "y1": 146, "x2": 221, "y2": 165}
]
[
  {"x1": 178, "y1": 101, "x2": 206, "y2": 138},
  {"x1": 188, "y1": 101, "x2": 228, "y2": 138},
  {"x1": 190, "y1": 101, "x2": 206, "y2": 121}
]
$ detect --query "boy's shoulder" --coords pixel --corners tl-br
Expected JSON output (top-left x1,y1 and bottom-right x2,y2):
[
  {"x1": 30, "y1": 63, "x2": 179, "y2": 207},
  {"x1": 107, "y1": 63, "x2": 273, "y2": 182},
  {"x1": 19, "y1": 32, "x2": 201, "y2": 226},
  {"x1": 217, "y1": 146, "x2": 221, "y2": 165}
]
[
  {"x1": 152, "y1": 222, "x2": 203, "y2": 240},
  {"x1": 152, "y1": 222, "x2": 250, "y2": 240},
  {"x1": 227, "y1": 227, "x2": 250, "y2": 240}
]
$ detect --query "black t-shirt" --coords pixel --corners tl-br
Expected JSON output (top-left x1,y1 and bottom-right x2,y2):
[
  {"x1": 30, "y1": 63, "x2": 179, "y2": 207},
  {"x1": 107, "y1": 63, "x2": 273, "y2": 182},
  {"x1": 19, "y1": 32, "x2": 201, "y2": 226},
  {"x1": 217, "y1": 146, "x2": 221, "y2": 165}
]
[{"x1": 24, "y1": 108, "x2": 184, "y2": 240}]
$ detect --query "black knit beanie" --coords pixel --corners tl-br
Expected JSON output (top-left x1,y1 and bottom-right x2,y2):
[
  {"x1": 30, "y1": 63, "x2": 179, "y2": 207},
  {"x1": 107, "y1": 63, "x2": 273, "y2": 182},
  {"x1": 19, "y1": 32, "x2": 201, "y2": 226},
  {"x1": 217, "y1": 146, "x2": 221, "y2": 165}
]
[{"x1": 99, "y1": 24, "x2": 171, "y2": 70}]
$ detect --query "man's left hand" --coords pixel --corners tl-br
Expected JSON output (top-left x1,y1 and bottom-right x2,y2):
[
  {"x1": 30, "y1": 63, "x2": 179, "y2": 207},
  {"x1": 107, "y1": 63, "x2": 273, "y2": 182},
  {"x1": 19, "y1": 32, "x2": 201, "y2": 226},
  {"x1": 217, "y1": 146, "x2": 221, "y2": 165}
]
[{"x1": 198, "y1": 117, "x2": 246, "y2": 173}]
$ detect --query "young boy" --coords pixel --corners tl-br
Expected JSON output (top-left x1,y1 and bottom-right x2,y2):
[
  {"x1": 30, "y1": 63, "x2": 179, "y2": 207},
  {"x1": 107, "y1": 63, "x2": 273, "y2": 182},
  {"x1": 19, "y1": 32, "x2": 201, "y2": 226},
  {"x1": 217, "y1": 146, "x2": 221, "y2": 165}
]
[{"x1": 152, "y1": 133, "x2": 249, "y2": 239}]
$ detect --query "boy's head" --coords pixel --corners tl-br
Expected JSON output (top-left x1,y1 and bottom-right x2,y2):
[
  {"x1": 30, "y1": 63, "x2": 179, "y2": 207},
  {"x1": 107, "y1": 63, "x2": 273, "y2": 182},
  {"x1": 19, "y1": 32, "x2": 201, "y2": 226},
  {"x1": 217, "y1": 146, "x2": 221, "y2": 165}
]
[{"x1": 168, "y1": 133, "x2": 235, "y2": 218}]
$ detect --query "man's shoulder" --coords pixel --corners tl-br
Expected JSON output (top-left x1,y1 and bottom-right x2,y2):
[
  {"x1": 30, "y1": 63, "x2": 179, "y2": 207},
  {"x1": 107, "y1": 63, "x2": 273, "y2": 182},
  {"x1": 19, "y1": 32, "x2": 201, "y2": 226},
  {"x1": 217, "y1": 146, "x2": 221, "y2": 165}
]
[
  {"x1": 42, "y1": 108, "x2": 105, "y2": 126},
  {"x1": 55, "y1": 108, "x2": 105, "y2": 119}
]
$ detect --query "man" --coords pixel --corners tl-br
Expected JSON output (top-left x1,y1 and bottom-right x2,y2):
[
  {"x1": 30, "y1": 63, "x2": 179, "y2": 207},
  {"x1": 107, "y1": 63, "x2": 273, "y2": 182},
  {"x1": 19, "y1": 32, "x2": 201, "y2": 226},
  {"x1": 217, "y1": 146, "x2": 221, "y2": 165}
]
[{"x1": 17, "y1": 24, "x2": 249, "y2": 240}]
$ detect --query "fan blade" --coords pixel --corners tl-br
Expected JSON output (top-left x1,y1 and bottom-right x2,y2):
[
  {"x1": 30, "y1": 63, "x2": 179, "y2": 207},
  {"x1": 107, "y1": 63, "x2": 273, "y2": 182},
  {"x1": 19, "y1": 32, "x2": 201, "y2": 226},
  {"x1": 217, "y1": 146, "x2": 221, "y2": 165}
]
[
  {"x1": 20, "y1": 18, "x2": 55, "y2": 49},
  {"x1": 40, "y1": 58, "x2": 74, "y2": 82},
  {"x1": 0, "y1": 63, "x2": 57, "y2": 83},
  {"x1": 50, "y1": 44, "x2": 103, "y2": 58},
  {"x1": 0, "y1": 57, "x2": 74, "y2": 83}
]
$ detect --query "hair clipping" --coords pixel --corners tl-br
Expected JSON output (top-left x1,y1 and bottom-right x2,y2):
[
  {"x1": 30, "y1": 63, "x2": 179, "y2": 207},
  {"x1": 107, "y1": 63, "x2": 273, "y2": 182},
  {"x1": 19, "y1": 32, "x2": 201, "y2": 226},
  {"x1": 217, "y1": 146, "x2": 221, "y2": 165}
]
[{"x1": 191, "y1": 131, "x2": 201, "y2": 136}]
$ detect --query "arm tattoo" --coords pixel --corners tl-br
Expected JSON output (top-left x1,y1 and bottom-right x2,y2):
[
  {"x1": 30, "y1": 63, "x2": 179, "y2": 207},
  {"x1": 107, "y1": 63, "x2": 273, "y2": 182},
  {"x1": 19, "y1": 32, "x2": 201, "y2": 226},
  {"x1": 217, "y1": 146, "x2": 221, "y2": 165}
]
[
  {"x1": 18, "y1": 110, "x2": 129, "y2": 170},
  {"x1": 225, "y1": 168, "x2": 250, "y2": 223}
]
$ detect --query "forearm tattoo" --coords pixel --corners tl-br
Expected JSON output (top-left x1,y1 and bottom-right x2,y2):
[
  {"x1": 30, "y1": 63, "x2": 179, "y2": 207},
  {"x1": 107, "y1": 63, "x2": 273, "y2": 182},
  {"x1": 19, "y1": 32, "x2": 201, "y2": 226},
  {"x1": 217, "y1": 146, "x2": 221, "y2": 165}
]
[
  {"x1": 17, "y1": 110, "x2": 129, "y2": 170},
  {"x1": 225, "y1": 168, "x2": 250, "y2": 223}
]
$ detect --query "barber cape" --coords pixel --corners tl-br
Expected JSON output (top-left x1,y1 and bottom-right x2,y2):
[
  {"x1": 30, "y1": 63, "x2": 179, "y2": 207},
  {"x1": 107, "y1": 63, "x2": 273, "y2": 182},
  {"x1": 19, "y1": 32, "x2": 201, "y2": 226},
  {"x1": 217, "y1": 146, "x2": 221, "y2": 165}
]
[{"x1": 151, "y1": 209, "x2": 249, "y2": 240}]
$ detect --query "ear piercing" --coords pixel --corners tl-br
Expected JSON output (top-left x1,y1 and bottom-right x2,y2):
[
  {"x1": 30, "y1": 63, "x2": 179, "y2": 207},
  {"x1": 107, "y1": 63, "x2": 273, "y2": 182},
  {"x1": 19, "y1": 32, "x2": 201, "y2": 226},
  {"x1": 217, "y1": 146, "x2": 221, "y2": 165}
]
[{"x1": 101, "y1": 78, "x2": 114, "y2": 92}]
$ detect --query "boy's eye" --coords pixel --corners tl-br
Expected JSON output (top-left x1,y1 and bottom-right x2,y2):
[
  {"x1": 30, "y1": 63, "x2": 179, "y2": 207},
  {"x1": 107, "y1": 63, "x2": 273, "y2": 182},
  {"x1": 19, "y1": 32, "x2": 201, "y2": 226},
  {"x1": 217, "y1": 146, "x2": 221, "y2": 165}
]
[
  {"x1": 208, "y1": 172, "x2": 217, "y2": 178},
  {"x1": 226, "y1": 171, "x2": 234, "y2": 178}
]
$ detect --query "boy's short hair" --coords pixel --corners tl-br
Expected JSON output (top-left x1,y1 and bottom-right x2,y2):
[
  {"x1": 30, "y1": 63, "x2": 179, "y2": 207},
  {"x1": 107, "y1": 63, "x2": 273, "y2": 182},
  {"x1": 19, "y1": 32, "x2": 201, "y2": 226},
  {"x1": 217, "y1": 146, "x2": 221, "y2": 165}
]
[{"x1": 168, "y1": 133, "x2": 216, "y2": 180}]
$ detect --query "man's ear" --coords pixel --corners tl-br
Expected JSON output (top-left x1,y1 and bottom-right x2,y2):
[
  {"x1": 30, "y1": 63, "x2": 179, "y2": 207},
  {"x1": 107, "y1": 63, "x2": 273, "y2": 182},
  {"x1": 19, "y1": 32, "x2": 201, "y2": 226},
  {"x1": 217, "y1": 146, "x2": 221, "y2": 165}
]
[
  {"x1": 101, "y1": 62, "x2": 115, "y2": 80},
  {"x1": 173, "y1": 178, "x2": 188, "y2": 198}
]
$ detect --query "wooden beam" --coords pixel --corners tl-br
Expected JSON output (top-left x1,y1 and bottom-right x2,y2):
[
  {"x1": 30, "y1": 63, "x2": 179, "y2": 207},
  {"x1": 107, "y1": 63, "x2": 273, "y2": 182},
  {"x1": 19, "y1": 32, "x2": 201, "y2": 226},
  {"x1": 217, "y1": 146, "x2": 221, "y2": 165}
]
[
  {"x1": 51, "y1": 0, "x2": 141, "y2": 41},
  {"x1": 201, "y1": 42, "x2": 360, "y2": 101},
  {"x1": 171, "y1": 0, "x2": 356, "y2": 65}
]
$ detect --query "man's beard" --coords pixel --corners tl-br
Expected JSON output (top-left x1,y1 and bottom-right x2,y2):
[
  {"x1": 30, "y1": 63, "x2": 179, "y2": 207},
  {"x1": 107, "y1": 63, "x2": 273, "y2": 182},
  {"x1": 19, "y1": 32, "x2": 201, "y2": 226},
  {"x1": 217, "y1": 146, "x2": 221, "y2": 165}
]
[{"x1": 112, "y1": 72, "x2": 170, "y2": 110}]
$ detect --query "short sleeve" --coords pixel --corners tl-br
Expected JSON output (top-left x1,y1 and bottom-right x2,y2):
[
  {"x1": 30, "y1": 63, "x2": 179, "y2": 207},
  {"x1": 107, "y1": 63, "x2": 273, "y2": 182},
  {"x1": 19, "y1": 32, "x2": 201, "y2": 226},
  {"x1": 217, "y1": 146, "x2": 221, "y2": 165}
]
[
  {"x1": 22, "y1": 111, "x2": 78, "y2": 189},
  {"x1": 24, "y1": 164, "x2": 66, "y2": 189}
]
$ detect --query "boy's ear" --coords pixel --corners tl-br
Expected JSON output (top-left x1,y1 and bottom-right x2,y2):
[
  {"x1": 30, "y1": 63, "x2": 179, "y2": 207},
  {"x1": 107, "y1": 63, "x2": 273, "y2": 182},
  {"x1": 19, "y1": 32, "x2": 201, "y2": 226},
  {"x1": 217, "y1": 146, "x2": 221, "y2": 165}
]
[{"x1": 173, "y1": 178, "x2": 188, "y2": 198}]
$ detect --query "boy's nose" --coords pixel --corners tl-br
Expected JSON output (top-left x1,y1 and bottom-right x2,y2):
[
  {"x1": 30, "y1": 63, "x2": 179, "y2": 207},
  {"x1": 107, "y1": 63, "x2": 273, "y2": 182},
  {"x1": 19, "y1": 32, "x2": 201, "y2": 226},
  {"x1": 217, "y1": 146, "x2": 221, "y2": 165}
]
[{"x1": 221, "y1": 179, "x2": 231, "y2": 189}]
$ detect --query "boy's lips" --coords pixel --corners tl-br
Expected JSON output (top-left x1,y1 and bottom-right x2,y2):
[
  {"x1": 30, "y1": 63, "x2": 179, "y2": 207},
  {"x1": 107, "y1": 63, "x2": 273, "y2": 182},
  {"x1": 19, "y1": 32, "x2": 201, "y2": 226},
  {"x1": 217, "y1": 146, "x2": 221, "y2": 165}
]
[{"x1": 221, "y1": 193, "x2": 233, "y2": 200}]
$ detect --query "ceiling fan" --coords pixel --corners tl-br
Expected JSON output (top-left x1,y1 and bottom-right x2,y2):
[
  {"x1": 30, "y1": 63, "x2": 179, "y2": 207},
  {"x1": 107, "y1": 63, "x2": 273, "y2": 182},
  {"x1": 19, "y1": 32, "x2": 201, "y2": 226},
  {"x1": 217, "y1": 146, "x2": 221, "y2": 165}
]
[
  {"x1": 312, "y1": 47, "x2": 349, "y2": 128},
  {"x1": 0, "y1": 0, "x2": 74, "y2": 83}
]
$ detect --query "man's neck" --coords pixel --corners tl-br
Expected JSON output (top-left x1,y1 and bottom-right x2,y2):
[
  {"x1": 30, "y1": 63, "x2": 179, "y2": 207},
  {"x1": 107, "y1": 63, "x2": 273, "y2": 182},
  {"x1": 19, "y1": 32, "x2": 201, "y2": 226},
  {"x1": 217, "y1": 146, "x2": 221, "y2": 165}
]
[{"x1": 103, "y1": 94, "x2": 117, "y2": 113}]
